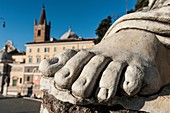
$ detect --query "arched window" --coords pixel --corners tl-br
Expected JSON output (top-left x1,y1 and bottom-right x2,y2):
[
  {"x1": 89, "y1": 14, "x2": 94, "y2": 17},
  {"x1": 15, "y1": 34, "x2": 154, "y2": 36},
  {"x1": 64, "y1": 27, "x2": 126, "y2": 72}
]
[{"x1": 38, "y1": 30, "x2": 41, "y2": 36}]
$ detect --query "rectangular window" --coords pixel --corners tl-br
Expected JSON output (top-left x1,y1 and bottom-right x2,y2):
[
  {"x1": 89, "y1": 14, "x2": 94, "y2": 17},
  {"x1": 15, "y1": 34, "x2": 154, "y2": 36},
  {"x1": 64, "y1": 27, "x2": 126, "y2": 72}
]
[
  {"x1": 12, "y1": 79, "x2": 17, "y2": 86},
  {"x1": 37, "y1": 48, "x2": 40, "y2": 53},
  {"x1": 36, "y1": 56, "x2": 41, "y2": 63},
  {"x1": 20, "y1": 78, "x2": 22, "y2": 83},
  {"x1": 29, "y1": 48, "x2": 32, "y2": 53},
  {"x1": 44, "y1": 47, "x2": 50, "y2": 52},
  {"x1": 27, "y1": 76, "x2": 30, "y2": 82},
  {"x1": 54, "y1": 47, "x2": 57, "y2": 52}
]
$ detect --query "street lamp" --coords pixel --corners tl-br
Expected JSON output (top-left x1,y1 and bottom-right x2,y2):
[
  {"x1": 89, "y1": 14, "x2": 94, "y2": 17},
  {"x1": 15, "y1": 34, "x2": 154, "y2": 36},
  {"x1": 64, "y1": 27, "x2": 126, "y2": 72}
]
[
  {"x1": 126, "y1": 0, "x2": 128, "y2": 14},
  {"x1": 0, "y1": 17, "x2": 5, "y2": 28}
]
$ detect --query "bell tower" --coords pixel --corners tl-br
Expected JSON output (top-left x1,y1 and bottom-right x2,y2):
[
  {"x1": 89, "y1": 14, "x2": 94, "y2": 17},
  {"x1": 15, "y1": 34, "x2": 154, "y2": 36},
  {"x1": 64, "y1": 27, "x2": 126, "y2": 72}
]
[{"x1": 34, "y1": 5, "x2": 51, "y2": 42}]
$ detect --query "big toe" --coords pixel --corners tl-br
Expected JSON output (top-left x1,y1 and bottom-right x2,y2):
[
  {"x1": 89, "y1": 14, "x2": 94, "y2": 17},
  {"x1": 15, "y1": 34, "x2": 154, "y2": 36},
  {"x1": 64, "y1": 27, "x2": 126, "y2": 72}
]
[{"x1": 39, "y1": 49, "x2": 77, "y2": 77}]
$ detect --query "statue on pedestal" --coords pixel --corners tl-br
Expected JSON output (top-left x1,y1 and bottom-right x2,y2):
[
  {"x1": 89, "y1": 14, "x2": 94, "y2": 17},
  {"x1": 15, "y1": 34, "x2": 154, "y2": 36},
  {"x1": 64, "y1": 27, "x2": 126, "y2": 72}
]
[{"x1": 39, "y1": 0, "x2": 170, "y2": 112}]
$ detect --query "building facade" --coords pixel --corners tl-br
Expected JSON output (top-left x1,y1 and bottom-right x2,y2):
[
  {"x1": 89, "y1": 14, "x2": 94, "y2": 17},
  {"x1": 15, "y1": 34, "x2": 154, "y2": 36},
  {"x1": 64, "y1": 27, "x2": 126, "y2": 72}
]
[
  {"x1": 26, "y1": 6, "x2": 95, "y2": 64},
  {"x1": 0, "y1": 6, "x2": 96, "y2": 97},
  {"x1": 24, "y1": 6, "x2": 95, "y2": 97},
  {"x1": 0, "y1": 41, "x2": 25, "y2": 96}
]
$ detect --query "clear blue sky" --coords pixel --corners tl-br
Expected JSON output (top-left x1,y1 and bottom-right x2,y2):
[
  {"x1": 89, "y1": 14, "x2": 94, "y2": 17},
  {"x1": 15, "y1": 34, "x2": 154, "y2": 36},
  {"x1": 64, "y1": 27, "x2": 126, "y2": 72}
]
[{"x1": 0, "y1": 0, "x2": 137, "y2": 51}]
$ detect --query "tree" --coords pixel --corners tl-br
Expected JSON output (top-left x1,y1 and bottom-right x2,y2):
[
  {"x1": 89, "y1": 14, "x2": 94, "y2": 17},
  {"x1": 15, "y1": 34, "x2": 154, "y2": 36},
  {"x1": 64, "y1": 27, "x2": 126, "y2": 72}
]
[
  {"x1": 95, "y1": 0, "x2": 149, "y2": 43},
  {"x1": 135, "y1": 0, "x2": 149, "y2": 10},
  {"x1": 95, "y1": 16, "x2": 112, "y2": 44},
  {"x1": 127, "y1": 0, "x2": 149, "y2": 13}
]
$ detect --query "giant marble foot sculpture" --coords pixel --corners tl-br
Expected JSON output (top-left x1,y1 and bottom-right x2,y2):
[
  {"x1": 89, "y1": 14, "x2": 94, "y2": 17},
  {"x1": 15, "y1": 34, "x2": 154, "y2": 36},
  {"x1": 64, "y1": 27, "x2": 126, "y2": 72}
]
[
  {"x1": 39, "y1": 29, "x2": 170, "y2": 105},
  {"x1": 39, "y1": 1, "x2": 170, "y2": 112}
]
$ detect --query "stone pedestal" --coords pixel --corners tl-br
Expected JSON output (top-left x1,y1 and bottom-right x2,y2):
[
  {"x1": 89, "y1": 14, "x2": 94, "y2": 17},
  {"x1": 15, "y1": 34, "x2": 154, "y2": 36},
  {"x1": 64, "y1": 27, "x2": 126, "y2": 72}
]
[
  {"x1": 40, "y1": 85, "x2": 170, "y2": 113},
  {"x1": 40, "y1": 93, "x2": 147, "y2": 113},
  {"x1": 2, "y1": 84, "x2": 8, "y2": 96}
]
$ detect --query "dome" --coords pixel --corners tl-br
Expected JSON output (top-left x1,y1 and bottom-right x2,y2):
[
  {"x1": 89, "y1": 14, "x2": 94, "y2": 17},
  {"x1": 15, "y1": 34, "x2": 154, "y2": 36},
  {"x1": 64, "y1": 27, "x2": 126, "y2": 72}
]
[
  {"x1": 60, "y1": 27, "x2": 79, "y2": 40},
  {"x1": 0, "y1": 51, "x2": 12, "y2": 63}
]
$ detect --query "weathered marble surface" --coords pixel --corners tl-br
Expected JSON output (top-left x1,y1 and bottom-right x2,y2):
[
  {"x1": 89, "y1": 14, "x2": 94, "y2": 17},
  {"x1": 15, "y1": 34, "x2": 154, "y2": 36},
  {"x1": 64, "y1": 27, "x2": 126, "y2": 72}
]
[
  {"x1": 39, "y1": 0, "x2": 170, "y2": 113},
  {"x1": 40, "y1": 76, "x2": 170, "y2": 113},
  {"x1": 40, "y1": 92, "x2": 147, "y2": 113},
  {"x1": 40, "y1": 85, "x2": 170, "y2": 113}
]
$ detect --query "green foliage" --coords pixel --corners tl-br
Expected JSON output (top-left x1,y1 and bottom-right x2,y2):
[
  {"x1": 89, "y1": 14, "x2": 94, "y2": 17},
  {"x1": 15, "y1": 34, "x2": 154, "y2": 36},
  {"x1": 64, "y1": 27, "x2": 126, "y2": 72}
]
[
  {"x1": 95, "y1": 0, "x2": 149, "y2": 44},
  {"x1": 127, "y1": 9, "x2": 135, "y2": 14},
  {"x1": 95, "y1": 16, "x2": 112, "y2": 44},
  {"x1": 127, "y1": 0, "x2": 149, "y2": 13},
  {"x1": 135, "y1": 0, "x2": 149, "y2": 10}
]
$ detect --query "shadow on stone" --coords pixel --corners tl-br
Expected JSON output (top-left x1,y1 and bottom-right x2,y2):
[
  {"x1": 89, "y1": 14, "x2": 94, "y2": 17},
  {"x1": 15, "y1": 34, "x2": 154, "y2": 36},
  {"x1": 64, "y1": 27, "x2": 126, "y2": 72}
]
[{"x1": 42, "y1": 93, "x2": 148, "y2": 113}]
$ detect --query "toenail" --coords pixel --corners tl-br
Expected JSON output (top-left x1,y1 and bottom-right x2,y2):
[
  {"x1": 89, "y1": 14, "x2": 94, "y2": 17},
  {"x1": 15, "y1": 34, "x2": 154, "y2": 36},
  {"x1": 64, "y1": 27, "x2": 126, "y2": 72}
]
[
  {"x1": 56, "y1": 68, "x2": 70, "y2": 78},
  {"x1": 64, "y1": 70, "x2": 70, "y2": 78},
  {"x1": 97, "y1": 88, "x2": 108, "y2": 101},
  {"x1": 82, "y1": 79, "x2": 86, "y2": 85}
]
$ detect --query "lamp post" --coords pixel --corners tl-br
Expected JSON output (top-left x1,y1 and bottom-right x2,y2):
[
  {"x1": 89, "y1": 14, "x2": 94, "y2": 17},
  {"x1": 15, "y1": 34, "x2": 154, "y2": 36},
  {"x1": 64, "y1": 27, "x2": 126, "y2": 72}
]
[
  {"x1": 126, "y1": 0, "x2": 128, "y2": 14},
  {"x1": 0, "y1": 17, "x2": 5, "y2": 28}
]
